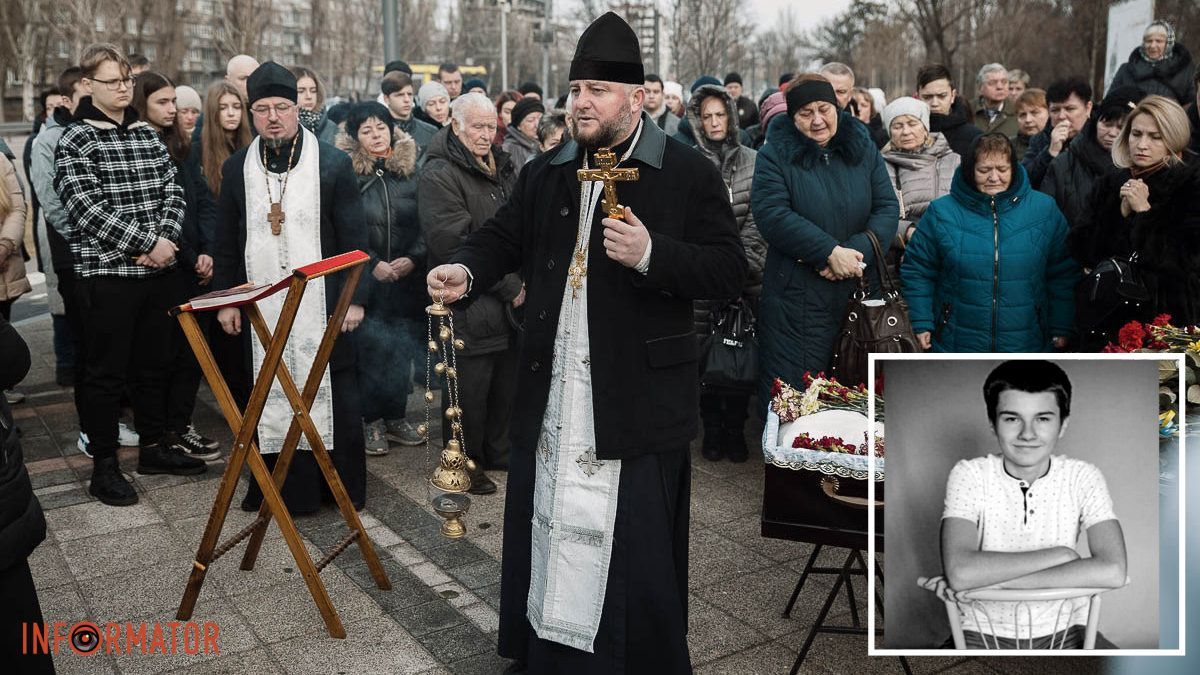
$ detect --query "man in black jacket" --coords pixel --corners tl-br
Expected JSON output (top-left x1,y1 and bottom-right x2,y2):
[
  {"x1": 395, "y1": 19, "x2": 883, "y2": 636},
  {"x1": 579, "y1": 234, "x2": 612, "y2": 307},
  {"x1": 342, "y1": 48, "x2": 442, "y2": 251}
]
[
  {"x1": 428, "y1": 12, "x2": 746, "y2": 673},
  {"x1": 918, "y1": 64, "x2": 982, "y2": 157}
]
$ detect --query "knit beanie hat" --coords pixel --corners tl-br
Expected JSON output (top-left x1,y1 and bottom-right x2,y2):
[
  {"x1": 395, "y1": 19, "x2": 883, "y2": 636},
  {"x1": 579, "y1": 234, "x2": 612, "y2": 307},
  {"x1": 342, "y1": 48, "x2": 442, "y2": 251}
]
[
  {"x1": 663, "y1": 81, "x2": 683, "y2": 100},
  {"x1": 417, "y1": 80, "x2": 449, "y2": 108},
  {"x1": 691, "y1": 75, "x2": 722, "y2": 93},
  {"x1": 759, "y1": 91, "x2": 788, "y2": 129},
  {"x1": 882, "y1": 97, "x2": 930, "y2": 132},
  {"x1": 175, "y1": 85, "x2": 202, "y2": 111},
  {"x1": 510, "y1": 97, "x2": 545, "y2": 128}
]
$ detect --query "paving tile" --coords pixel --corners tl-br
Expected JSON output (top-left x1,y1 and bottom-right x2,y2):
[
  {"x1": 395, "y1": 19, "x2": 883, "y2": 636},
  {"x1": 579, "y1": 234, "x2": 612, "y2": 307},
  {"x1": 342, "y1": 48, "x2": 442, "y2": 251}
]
[
  {"x1": 199, "y1": 531, "x2": 325, "y2": 599},
  {"x1": 107, "y1": 597, "x2": 260, "y2": 675},
  {"x1": 28, "y1": 541, "x2": 74, "y2": 591},
  {"x1": 37, "y1": 487, "x2": 94, "y2": 510},
  {"x1": 446, "y1": 558, "x2": 501, "y2": 590},
  {"x1": 431, "y1": 582, "x2": 478, "y2": 609},
  {"x1": 694, "y1": 638, "x2": 801, "y2": 675},
  {"x1": 59, "y1": 524, "x2": 189, "y2": 582},
  {"x1": 976, "y1": 656, "x2": 1106, "y2": 674},
  {"x1": 145, "y1": 480, "x2": 226, "y2": 523},
  {"x1": 445, "y1": 650, "x2": 516, "y2": 675},
  {"x1": 459, "y1": 602, "x2": 500, "y2": 634},
  {"x1": 34, "y1": 581, "x2": 91, "y2": 624},
  {"x1": 30, "y1": 468, "x2": 80, "y2": 490},
  {"x1": 22, "y1": 434, "x2": 62, "y2": 461},
  {"x1": 45, "y1": 500, "x2": 164, "y2": 543},
  {"x1": 422, "y1": 538, "x2": 492, "y2": 570},
  {"x1": 389, "y1": 600, "x2": 468, "y2": 638},
  {"x1": 269, "y1": 615, "x2": 437, "y2": 675},
  {"x1": 686, "y1": 596, "x2": 770, "y2": 666},
  {"x1": 163, "y1": 647, "x2": 282, "y2": 674},
  {"x1": 690, "y1": 475, "x2": 763, "y2": 526},
  {"x1": 474, "y1": 582, "x2": 503, "y2": 612},
  {"x1": 386, "y1": 542, "x2": 426, "y2": 567},
  {"x1": 341, "y1": 557, "x2": 437, "y2": 612},
  {"x1": 132, "y1": 471, "x2": 196, "y2": 492},
  {"x1": 49, "y1": 651, "x2": 119, "y2": 675},
  {"x1": 711, "y1": 512, "x2": 814, "y2": 564},
  {"x1": 409, "y1": 561, "x2": 452, "y2": 587},
  {"x1": 688, "y1": 529, "x2": 774, "y2": 588},
  {"x1": 77, "y1": 563, "x2": 196, "y2": 620},
  {"x1": 400, "y1": 524, "x2": 451, "y2": 552},
  {"x1": 230, "y1": 568, "x2": 384, "y2": 644},
  {"x1": 695, "y1": 569, "x2": 837, "y2": 640},
  {"x1": 413, "y1": 622, "x2": 494, "y2": 663},
  {"x1": 467, "y1": 529, "x2": 504, "y2": 562}
]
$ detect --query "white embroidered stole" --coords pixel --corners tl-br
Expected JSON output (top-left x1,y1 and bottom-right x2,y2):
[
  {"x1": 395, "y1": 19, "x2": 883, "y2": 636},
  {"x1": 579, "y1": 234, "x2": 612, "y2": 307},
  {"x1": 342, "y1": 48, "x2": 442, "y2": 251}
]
[{"x1": 242, "y1": 128, "x2": 334, "y2": 453}]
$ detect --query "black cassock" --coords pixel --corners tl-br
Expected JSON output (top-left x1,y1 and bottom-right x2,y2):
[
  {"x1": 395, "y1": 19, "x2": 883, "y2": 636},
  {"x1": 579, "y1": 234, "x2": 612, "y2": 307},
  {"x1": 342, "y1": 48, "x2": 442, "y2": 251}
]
[
  {"x1": 212, "y1": 131, "x2": 372, "y2": 513},
  {"x1": 452, "y1": 115, "x2": 747, "y2": 672}
]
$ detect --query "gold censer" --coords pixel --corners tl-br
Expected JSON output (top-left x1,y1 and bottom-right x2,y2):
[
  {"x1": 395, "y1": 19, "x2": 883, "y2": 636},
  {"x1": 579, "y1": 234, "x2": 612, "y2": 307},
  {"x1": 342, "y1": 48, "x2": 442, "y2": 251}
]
[{"x1": 424, "y1": 298, "x2": 473, "y2": 538}]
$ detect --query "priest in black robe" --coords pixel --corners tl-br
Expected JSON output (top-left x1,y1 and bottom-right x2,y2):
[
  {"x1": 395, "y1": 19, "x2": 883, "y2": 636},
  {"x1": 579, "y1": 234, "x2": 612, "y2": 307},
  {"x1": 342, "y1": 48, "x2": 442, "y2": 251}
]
[
  {"x1": 212, "y1": 62, "x2": 371, "y2": 513},
  {"x1": 428, "y1": 13, "x2": 746, "y2": 673}
]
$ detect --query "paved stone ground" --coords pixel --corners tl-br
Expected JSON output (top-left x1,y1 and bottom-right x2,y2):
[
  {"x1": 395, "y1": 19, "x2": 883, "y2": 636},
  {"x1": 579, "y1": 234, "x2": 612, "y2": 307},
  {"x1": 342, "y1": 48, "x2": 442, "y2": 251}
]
[{"x1": 8, "y1": 310, "x2": 1107, "y2": 674}]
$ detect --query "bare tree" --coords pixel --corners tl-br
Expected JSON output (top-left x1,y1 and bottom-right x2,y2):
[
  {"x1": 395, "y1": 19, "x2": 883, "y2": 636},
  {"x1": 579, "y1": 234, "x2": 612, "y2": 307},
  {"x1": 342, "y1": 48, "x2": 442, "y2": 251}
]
[
  {"x1": 669, "y1": 0, "x2": 754, "y2": 85},
  {"x1": 895, "y1": 0, "x2": 981, "y2": 73},
  {"x1": 217, "y1": 0, "x2": 275, "y2": 59},
  {"x1": 0, "y1": 0, "x2": 50, "y2": 122},
  {"x1": 753, "y1": 7, "x2": 804, "y2": 92}
]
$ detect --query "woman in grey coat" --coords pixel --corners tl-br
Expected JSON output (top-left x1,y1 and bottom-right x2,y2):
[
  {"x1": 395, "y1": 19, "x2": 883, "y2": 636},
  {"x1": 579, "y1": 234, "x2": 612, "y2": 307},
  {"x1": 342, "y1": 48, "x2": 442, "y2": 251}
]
[
  {"x1": 686, "y1": 84, "x2": 767, "y2": 462},
  {"x1": 880, "y1": 97, "x2": 960, "y2": 246}
]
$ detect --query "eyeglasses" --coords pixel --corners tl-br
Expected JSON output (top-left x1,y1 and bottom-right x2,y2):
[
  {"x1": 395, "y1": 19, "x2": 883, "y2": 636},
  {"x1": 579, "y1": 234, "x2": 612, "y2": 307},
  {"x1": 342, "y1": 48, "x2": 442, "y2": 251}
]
[
  {"x1": 89, "y1": 76, "x2": 135, "y2": 91},
  {"x1": 250, "y1": 102, "x2": 296, "y2": 116}
]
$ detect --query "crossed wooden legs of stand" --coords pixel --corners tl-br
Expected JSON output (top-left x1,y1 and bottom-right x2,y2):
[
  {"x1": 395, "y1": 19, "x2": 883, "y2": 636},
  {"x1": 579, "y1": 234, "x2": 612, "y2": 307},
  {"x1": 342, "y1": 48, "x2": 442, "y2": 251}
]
[
  {"x1": 173, "y1": 275, "x2": 390, "y2": 638},
  {"x1": 785, "y1": 546, "x2": 911, "y2": 675}
]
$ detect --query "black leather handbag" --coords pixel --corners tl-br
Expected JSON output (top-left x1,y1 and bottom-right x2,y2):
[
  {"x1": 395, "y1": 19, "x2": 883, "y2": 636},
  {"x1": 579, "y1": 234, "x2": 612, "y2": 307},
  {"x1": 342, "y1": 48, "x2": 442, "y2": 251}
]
[
  {"x1": 701, "y1": 300, "x2": 759, "y2": 393},
  {"x1": 1075, "y1": 253, "x2": 1152, "y2": 347},
  {"x1": 831, "y1": 230, "x2": 921, "y2": 386}
]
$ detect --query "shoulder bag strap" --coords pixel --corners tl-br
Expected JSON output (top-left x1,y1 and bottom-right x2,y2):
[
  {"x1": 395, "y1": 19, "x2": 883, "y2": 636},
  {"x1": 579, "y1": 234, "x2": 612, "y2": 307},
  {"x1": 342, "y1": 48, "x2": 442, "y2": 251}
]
[{"x1": 863, "y1": 229, "x2": 898, "y2": 296}]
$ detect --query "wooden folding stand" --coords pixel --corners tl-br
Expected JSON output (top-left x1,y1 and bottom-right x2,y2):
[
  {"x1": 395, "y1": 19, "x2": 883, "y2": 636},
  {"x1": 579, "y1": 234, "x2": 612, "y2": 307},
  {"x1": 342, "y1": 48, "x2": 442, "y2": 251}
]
[{"x1": 173, "y1": 250, "x2": 391, "y2": 638}]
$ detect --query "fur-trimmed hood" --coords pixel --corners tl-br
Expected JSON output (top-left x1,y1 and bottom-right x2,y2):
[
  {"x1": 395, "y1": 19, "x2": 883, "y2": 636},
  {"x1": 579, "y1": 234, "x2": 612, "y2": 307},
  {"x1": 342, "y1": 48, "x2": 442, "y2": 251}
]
[
  {"x1": 686, "y1": 84, "x2": 741, "y2": 155},
  {"x1": 336, "y1": 127, "x2": 418, "y2": 178},
  {"x1": 764, "y1": 109, "x2": 872, "y2": 169}
]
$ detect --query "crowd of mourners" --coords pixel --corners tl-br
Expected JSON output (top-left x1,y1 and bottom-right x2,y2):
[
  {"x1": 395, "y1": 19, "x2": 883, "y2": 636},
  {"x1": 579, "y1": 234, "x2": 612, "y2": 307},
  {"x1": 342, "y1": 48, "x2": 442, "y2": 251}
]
[{"x1": 0, "y1": 18, "x2": 1198, "y2": 510}]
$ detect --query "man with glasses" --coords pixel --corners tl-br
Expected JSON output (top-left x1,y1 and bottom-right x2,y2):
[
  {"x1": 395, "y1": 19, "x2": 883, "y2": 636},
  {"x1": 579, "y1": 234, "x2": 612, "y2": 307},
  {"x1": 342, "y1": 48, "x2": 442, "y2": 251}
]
[
  {"x1": 54, "y1": 43, "x2": 207, "y2": 506},
  {"x1": 211, "y1": 62, "x2": 371, "y2": 514}
]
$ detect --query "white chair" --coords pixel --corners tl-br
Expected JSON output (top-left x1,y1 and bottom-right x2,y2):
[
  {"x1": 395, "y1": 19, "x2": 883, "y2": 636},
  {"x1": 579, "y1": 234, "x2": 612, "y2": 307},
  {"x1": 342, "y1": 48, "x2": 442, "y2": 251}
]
[{"x1": 917, "y1": 575, "x2": 1129, "y2": 649}]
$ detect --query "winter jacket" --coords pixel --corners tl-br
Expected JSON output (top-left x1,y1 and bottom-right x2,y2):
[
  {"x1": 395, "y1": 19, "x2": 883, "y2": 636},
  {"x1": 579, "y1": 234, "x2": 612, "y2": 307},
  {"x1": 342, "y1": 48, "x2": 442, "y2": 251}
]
[
  {"x1": 1067, "y1": 160, "x2": 1200, "y2": 328},
  {"x1": 501, "y1": 125, "x2": 541, "y2": 169},
  {"x1": 171, "y1": 139, "x2": 217, "y2": 271},
  {"x1": 396, "y1": 116, "x2": 438, "y2": 159},
  {"x1": 866, "y1": 115, "x2": 889, "y2": 149},
  {"x1": 1189, "y1": 104, "x2": 1200, "y2": 156},
  {"x1": 1021, "y1": 124, "x2": 1055, "y2": 189},
  {"x1": 0, "y1": 316, "x2": 46, "y2": 573},
  {"x1": 973, "y1": 97, "x2": 1020, "y2": 139},
  {"x1": 29, "y1": 108, "x2": 75, "y2": 272},
  {"x1": 1039, "y1": 120, "x2": 1120, "y2": 230},
  {"x1": 0, "y1": 155, "x2": 31, "y2": 303},
  {"x1": 901, "y1": 164, "x2": 1078, "y2": 352},
  {"x1": 336, "y1": 129, "x2": 425, "y2": 317},
  {"x1": 751, "y1": 110, "x2": 899, "y2": 393},
  {"x1": 419, "y1": 126, "x2": 521, "y2": 355},
  {"x1": 1109, "y1": 44, "x2": 1197, "y2": 106},
  {"x1": 650, "y1": 108, "x2": 681, "y2": 137},
  {"x1": 931, "y1": 97, "x2": 983, "y2": 158},
  {"x1": 881, "y1": 132, "x2": 960, "y2": 242},
  {"x1": 734, "y1": 94, "x2": 760, "y2": 131},
  {"x1": 686, "y1": 85, "x2": 767, "y2": 336},
  {"x1": 54, "y1": 97, "x2": 185, "y2": 279}
]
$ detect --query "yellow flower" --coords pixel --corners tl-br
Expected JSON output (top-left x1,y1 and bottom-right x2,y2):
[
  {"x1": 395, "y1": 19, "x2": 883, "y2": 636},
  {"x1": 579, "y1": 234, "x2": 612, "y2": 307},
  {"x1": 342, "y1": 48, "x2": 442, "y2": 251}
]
[{"x1": 1160, "y1": 409, "x2": 1176, "y2": 427}]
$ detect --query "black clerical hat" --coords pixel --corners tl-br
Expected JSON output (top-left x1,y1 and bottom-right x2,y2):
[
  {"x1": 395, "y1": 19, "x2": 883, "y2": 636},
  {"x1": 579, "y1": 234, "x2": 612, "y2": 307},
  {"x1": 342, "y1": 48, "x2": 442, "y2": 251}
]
[
  {"x1": 246, "y1": 61, "x2": 297, "y2": 106},
  {"x1": 568, "y1": 12, "x2": 644, "y2": 85}
]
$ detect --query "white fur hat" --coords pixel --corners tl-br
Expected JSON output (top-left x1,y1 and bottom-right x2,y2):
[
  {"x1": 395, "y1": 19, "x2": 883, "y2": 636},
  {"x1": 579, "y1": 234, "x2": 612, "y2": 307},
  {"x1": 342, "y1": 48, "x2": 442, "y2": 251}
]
[
  {"x1": 663, "y1": 81, "x2": 683, "y2": 100},
  {"x1": 882, "y1": 96, "x2": 930, "y2": 132}
]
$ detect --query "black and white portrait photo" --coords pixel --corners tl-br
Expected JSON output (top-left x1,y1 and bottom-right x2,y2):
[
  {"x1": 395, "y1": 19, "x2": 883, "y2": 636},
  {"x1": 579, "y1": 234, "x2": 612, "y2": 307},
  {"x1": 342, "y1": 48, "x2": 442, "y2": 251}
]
[{"x1": 879, "y1": 357, "x2": 1162, "y2": 651}]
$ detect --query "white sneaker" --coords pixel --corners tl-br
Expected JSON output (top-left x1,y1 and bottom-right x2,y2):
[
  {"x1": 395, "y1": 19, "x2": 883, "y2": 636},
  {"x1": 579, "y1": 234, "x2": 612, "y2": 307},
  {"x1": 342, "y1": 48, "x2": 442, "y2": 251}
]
[
  {"x1": 77, "y1": 432, "x2": 93, "y2": 458},
  {"x1": 117, "y1": 422, "x2": 139, "y2": 446}
]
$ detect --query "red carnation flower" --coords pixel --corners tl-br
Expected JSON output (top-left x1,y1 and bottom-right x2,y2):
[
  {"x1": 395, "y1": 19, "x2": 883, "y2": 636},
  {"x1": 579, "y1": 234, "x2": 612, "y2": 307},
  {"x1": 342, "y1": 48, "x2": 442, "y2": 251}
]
[
  {"x1": 1152, "y1": 314, "x2": 1172, "y2": 327},
  {"x1": 1118, "y1": 322, "x2": 1146, "y2": 350}
]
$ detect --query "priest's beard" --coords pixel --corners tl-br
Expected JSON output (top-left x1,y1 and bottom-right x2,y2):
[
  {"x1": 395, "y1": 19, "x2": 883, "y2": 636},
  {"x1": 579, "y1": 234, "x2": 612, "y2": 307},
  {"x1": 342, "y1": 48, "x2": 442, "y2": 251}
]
[
  {"x1": 263, "y1": 132, "x2": 296, "y2": 150},
  {"x1": 573, "y1": 102, "x2": 634, "y2": 150}
]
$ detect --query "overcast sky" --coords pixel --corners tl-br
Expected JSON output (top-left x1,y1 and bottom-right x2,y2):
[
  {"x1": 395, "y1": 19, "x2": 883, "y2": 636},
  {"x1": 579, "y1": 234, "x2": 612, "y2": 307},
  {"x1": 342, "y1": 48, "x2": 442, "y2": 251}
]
[{"x1": 745, "y1": 0, "x2": 854, "y2": 32}]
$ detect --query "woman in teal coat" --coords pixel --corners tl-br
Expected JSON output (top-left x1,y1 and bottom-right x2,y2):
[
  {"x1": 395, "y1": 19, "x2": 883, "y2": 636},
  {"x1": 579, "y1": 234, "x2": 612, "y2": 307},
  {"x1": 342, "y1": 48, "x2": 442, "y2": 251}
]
[
  {"x1": 751, "y1": 76, "x2": 899, "y2": 399},
  {"x1": 901, "y1": 133, "x2": 1078, "y2": 352}
]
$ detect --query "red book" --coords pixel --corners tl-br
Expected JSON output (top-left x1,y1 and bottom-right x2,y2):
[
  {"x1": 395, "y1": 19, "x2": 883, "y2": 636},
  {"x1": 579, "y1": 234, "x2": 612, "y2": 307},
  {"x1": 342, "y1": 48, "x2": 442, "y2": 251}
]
[{"x1": 187, "y1": 278, "x2": 291, "y2": 310}]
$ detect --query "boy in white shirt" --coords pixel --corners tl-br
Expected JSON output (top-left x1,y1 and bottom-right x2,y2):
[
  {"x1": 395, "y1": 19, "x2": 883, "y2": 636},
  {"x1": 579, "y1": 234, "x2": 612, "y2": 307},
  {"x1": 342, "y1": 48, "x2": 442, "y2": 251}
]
[{"x1": 931, "y1": 360, "x2": 1127, "y2": 648}]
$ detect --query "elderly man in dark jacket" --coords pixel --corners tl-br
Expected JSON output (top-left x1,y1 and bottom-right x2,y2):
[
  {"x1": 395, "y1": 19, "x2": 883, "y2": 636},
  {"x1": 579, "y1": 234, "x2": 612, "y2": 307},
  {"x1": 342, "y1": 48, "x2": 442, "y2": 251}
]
[
  {"x1": 419, "y1": 92, "x2": 521, "y2": 495},
  {"x1": 0, "y1": 317, "x2": 53, "y2": 675},
  {"x1": 686, "y1": 84, "x2": 766, "y2": 462}
]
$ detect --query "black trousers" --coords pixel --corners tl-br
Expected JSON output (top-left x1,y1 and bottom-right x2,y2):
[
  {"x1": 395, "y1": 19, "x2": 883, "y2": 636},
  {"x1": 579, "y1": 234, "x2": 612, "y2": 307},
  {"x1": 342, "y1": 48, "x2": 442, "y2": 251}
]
[
  {"x1": 0, "y1": 560, "x2": 55, "y2": 674},
  {"x1": 55, "y1": 270, "x2": 87, "y2": 422},
  {"x1": 699, "y1": 390, "x2": 750, "y2": 433},
  {"x1": 0, "y1": 299, "x2": 12, "y2": 320},
  {"x1": 356, "y1": 307, "x2": 422, "y2": 423},
  {"x1": 441, "y1": 348, "x2": 517, "y2": 470},
  {"x1": 75, "y1": 271, "x2": 180, "y2": 459},
  {"x1": 165, "y1": 276, "x2": 207, "y2": 433}
]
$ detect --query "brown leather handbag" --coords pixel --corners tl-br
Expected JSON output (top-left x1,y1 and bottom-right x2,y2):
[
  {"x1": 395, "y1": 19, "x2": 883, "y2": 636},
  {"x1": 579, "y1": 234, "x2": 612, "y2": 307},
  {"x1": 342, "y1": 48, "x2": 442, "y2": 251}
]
[{"x1": 831, "y1": 230, "x2": 921, "y2": 385}]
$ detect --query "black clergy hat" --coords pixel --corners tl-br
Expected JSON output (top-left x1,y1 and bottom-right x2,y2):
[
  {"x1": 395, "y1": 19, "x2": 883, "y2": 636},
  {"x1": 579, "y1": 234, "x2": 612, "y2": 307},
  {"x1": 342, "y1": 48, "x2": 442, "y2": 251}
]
[
  {"x1": 246, "y1": 61, "x2": 297, "y2": 106},
  {"x1": 568, "y1": 12, "x2": 644, "y2": 85}
]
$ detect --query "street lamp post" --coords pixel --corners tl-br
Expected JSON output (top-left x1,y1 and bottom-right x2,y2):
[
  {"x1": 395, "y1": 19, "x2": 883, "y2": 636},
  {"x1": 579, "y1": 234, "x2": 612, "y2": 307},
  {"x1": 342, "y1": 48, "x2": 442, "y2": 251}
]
[
  {"x1": 500, "y1": 0, "x2": 511, "y2": 92},
  {"x1": 382, "y1": 0, "x2": 398, "y2": 62}
]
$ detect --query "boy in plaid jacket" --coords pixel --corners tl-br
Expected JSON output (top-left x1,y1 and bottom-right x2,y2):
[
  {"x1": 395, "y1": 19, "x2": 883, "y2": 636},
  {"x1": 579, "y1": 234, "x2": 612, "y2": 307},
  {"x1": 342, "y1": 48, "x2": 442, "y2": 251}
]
[{"x1": 54, "y1": 43, "x2": 206, "y2": 506}]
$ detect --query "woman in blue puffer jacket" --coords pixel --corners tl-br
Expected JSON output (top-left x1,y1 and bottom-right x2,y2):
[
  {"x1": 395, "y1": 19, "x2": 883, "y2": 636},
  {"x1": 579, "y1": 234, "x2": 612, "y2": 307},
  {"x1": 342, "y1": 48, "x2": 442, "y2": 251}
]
[{"x1": 901, "y1": 133, "x2": 1078, "y2": 352}]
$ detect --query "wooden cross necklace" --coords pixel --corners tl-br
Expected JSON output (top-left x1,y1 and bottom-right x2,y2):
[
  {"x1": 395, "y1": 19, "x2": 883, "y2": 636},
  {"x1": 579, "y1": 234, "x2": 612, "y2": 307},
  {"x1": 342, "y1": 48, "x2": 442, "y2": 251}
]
[
  {"x1": 262, "y1": 133, "x2": 300, "y2": 236},
  {"x1": 572, "y1": 144, "x2": 641, "y2": 298}
]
